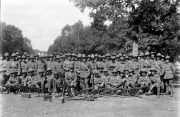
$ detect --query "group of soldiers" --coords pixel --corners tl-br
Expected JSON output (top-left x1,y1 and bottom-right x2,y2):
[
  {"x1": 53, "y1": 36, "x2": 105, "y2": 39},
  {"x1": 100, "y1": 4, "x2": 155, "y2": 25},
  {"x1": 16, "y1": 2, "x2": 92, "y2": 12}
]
[{"x1": 0, "y1": 51, "x2": 176, "y2": 98}]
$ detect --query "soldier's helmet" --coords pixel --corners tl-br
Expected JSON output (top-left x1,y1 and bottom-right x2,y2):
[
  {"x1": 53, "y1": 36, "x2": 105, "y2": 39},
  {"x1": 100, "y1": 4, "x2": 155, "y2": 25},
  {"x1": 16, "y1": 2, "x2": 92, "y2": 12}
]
[
  {"x1": 77, "y1": 54, "x2": 81, "y2": 58},
  {"x1": 23, "y1": 52, "x2": 27, "y2": 55},
  {"x1": 28, "y1": 68, "x2": 34, "y2": 73},
  {"x1": 56, "y1": 55, "x2": 60, "y2": 59},
  {"x1": 38, "y1": 69, "x2": 44, "y2": 73},
  {"x1": 111, "y1": 56, "x2": 116, "y2": 60},
  {"x1": 95, "y1": 54, "x2": 98, "y2": 58},
  {"x1": 120, "y1": 56, "x2": 124, "y2": 60},
  {"x1": 139, "y1": 52, "x2": 144, "y2": 57},
  {"x1": 35, "y1": 53, "x2": 39, "y2": 57},
  {"x1": 53, "y1": 70, "x2": 59, "y2": 75},
  {"x1": 112, "y1": 69, "x2": 118, "y2": 73},
  {"x1": 150, "y1": 68, "x2": 157, "y2": 72},
  {"x1": 10, "y1": 70, "x2": 18, "y2": 74},
  {"x1": 140, "y1": 69, "x2": 147, "y2": 74},
  {"x1": 129, "y1": 53, "x2": 133, "y2": 58},
  {"x1": 29, "y1": 55, "x2": 35, "y2": 59},
  {"x1": 49, "y1": 54, "x2": 53, "y2": 58},
  {"x1": 82, "y1": 54, "x2": 86, "y2": 58},
  {"x1": 156, "y1": 53, "x2": 161, "y2": 57},
  {"x1": 22, "y1": 69, "x2": 28, "y2": 74},
  {"x1": 105, "y1": 53, "x2": 110, "y2": 57},
  {"x1": 11, "y1": 53, "x2": 17, "y2": 57},
  {"x1": 16, "y1": 52, "x2": 20, "y2": 56},
  {"x1": 4, "y1": 52, "x2": 9, "y2": 57},
  {"x1": 145, "y1": 51, "x2": 150, "y2": 56},
  {"x1": 21, "y1": 55, "x2": 26, "y2": 59},
  {"x1": 119, "y1": 53, "x2": 122, "y2": 57},
  {"x1": 165, "y1": 55, "x2": 170, "y2": 60},
  {"x1": 90, "y1": 54, "x2": 94, "y2": 59}
]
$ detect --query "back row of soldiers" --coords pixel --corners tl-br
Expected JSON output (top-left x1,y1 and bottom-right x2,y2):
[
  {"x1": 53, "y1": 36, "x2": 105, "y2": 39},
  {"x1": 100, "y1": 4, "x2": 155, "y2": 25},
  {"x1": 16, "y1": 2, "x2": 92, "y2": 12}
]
[{"x1": 0, "y1": 51, "x2": 175, "y2": 97}]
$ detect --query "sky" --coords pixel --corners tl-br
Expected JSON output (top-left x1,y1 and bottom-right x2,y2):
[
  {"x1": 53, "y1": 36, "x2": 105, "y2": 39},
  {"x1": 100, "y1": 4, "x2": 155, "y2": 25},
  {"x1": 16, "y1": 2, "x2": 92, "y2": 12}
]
[{"x1": 1, "y1": 0, "x2": 91, "y2": 51}]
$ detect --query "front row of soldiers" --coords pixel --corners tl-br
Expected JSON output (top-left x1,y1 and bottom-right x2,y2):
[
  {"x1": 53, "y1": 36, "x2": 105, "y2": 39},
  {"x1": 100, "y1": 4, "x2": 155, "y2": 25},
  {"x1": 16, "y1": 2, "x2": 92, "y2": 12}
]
[
  {"x1": 0, "y1": 51, "x2": 175, "y2": 98},
  {"x1": 1, "y1": 66, "x2": 164, "y2": 98}
]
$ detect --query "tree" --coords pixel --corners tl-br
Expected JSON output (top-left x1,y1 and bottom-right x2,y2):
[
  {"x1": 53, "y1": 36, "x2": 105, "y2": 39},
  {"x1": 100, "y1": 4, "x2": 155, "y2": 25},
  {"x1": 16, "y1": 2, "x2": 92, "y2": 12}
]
[{"x1": 0, "y1": 22, "x2": 35, "y2": 55}]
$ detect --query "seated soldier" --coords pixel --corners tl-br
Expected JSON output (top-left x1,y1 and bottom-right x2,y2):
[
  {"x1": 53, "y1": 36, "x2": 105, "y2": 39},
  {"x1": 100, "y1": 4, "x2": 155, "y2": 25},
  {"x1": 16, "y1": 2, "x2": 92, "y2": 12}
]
[
  {"x1": 37, "y1": 69, "x2": 46, "y2": 90},
  {"x1": 93, "y1": 70, "x2": 105, "y2": 90},
  {"x1": 108, "y1": 69, "x2": 123, "y2": 89},
  {"x1": 147, "y1": 68, "x2": 161, "y2": 98},
  {"x1": 65, "y1": 69, "x2": 77, "y2": 88},
  {"x1": 26, "y1": 68, "x2": 38, "y2": 88},
  {"x1": 20, "y1": 69, "x2": 28, "y2": 86},
  {"x1": 52, "y1": 70, "x2": 62, "y2": 93},
  {"x1": 100, "y1": 68, "x2": 110, "y2": 87},
  {"x1": 125, "y1": 70, "x2": 138, "y2": 88},
  {"x1": 137, "y1": 69, "x2": 151, "y2": 94},
  {"x1": 45, "y1": 68, "x2": 53, "y2": 92},
  {"x1": 6, "y1": 70, "x2": 21, "y2": 86},
  {"x1": 5, "y1": 70, "x2": 21, "y2": 93}
]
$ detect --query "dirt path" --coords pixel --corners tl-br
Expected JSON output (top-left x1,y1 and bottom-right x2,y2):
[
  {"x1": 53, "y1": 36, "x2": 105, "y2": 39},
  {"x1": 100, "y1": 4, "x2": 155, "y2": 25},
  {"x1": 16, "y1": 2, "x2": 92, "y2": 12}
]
[{"x1": 0, "y1": 89, "x2": 179, "y2": 117}]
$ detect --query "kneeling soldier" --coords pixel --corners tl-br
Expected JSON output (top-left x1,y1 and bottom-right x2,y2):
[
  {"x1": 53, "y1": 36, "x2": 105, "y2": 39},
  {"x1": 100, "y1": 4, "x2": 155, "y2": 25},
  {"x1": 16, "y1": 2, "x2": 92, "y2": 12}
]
[{"x1": 20, "y1": 69, "x2": 28, "y2": 86}]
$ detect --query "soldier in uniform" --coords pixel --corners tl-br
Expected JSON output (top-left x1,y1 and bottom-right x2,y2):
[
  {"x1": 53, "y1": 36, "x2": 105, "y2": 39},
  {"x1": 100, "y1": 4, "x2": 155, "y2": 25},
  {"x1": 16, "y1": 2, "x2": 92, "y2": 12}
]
[
  {"x1": 53, "y1": 55, "x2": 64, "y2": 78},
  {"x1": 147, "y1": 68, "x2": 161, "y2": 98},
  {"x1": 137, "y1": 69, "x2": 151, "y2": 94},
  {"x1": 25, "y1": 68, "x2": 38, "y2": 88},
  {"x1": 36, "y1": 69, "x2": 46, "y2": 90},
  {"x1": 108, "y1": 69, "x2": 123, "y2": 94},
  {"x1": 20, "y1": 55, "x2": 28, "y2": 75},
  {"x1": 9, "y1": 53, "x2": 21, "y2": 76},
  {"x1": 142, "y1": 52, "x2": 151, "y2": 72},
  {"x1": 1, "y1": 52, "x2": 11, "y2": 76},
  {"x1": 36, "y1": 55, "x2": 46, "y2": 75},
  {"x1": 27, "y1": 55, "x2": 37, "y2": 73},
  {"x1": 92, "y1": 70, "x2": 106, "y2": 90},
  {"x1": 161, "y1": 56, "x2": 175, "y2": 97},
  {"x1": 46, "y1": 54, "x2": 55, "y2": 71},
  {"x1": 5, "y1": 70, "x2": 21, "y2": 93},
  {"x1": 46, "y1": 69, "x2": 54, "y2": 92},
  {"x1": 52, "y1": 70, "x2": 62, "y2": 93},
  {"x1": 125, "y1": 70, "x2": 138, "y2": 88},
  {"x1": 19, "y1": 69, "x2": 28, "y2": 86}
]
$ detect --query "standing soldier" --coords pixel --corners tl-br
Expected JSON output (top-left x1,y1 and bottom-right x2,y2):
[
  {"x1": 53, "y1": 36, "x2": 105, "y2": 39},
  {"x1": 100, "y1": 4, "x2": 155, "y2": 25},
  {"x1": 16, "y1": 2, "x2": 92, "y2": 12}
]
[
  {"x1": 27, "y1": 55, "x2": 37, "y2": 73},
  {"x1": 46, "y1": 69, "x2": 54, "y2": 92},
  {"x1": 46, "y1": 54, "x2": 55, "y2": 71},
  {"x1": 53, "y1": 55, "x2": 64, "y2": 78},
  {"x1": 20, "y1": 55, "x2": 28, "y2": 75},
  {"x1": 37, "y1": 55, "x2": 46, "y2": 75},
  {"x1": 161, "y1": 56, "x2": 175, "y2": 97},
  {"x1": 9, "y1": 53, "x2": 21, "y2": 76},
  {"x1": 143, "y1": 52, "x2": 151, "y2": 72},
  {"x1": 1, "y1": 52, "x2": 11, "y2": 76}
]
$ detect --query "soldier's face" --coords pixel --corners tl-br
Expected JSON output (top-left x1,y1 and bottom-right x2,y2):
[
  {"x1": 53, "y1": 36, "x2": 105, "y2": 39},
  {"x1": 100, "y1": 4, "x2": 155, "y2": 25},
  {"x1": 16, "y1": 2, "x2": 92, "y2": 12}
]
[
  {"x1": 165, "y1": 59, "x2": 169, "y2": 63},
  {"x1": 5, "y1": 57, "x2": 9, "y2": 60},
  {"x1": 157, "y1": 57, "x2": 160, "y2": 60}
]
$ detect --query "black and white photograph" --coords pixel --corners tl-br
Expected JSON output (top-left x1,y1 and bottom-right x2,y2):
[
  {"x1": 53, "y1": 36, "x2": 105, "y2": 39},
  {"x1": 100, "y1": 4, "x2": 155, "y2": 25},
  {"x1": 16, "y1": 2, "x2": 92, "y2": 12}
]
[{"x1": 0, "y1": 0, "x2": 180, "y2": 117}]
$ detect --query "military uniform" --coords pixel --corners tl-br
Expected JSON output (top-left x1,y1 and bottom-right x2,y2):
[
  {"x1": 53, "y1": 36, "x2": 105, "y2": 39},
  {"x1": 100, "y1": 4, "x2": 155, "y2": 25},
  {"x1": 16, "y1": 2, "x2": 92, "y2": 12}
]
[{"x1": 161, "y1": 56, "x2": 175, "y2": 96}]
